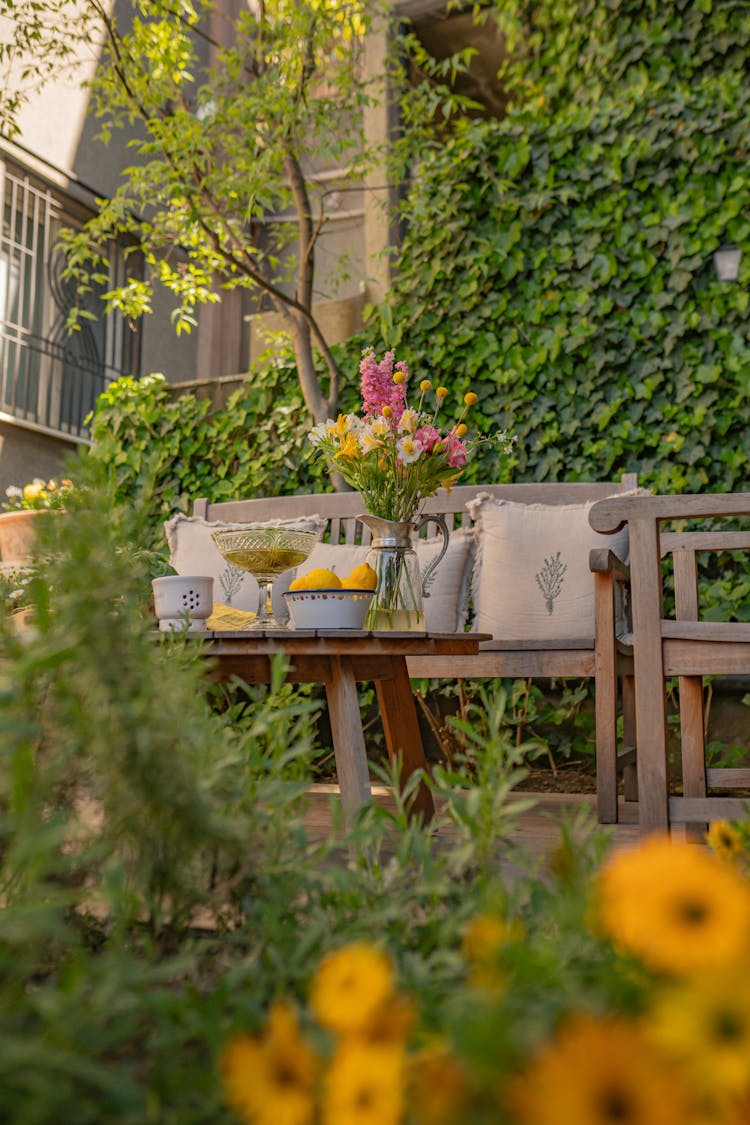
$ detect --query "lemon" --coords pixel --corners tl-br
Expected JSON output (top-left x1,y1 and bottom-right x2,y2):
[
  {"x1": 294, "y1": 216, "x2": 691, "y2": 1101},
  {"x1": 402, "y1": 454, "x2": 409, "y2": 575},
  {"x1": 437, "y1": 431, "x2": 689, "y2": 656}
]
[
  {"x1": 288, "y1": 575, "x2": 309, "y2": 591},
  {"x1": 342, "y1": 563, "x2": 377, "y2": 590},
  {"x1": 299, "y1": 567, "x2": 342, "y2": 590}
]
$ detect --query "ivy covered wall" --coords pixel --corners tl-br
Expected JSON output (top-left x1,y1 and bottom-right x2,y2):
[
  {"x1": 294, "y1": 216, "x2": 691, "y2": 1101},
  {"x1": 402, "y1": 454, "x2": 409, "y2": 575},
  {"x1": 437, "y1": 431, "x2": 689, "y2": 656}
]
[{"x1": 385, "y1": 74, "x2": 750, "y2": 491}]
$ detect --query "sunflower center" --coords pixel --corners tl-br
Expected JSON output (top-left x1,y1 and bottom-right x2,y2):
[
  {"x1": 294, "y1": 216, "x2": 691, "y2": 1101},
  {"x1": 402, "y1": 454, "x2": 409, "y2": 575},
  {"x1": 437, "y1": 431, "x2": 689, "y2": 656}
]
[
  {"x1": 714, "y1": 1010, "x2": 745, "y2": 1043},
  {"x1": 355, "y1": 1085, "x2": 375, "y2": 1110},
  {"x1": 676, "y1": 897, "x2": 709, "y2": 927},
  {"x1": 272, "y1": 1060, "x2": 300, "y2": 1089},
  {"x1": 598, "y1": 1085, "x2": 634, "y2": 1122}
]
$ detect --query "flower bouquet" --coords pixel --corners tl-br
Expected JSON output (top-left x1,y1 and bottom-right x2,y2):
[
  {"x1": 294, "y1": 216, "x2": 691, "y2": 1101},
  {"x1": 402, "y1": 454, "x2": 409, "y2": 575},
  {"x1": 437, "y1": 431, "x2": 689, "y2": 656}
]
[
  {"x1": 308, "y1": 348, "x2": 513, "y2": 629},
  {"x1": 309, "y1": 349, "x2": 482, "y2": 524}
]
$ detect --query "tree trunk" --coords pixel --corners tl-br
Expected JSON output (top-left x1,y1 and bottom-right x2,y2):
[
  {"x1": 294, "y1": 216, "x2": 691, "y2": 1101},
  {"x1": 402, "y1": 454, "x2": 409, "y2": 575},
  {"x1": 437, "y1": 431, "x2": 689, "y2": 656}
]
[
  {"x1": 288, "y1": 313, "x2": 351, "y2": 493},
  {"x1": 290, "y1": 316, "x2": 329, "y2": 425}
]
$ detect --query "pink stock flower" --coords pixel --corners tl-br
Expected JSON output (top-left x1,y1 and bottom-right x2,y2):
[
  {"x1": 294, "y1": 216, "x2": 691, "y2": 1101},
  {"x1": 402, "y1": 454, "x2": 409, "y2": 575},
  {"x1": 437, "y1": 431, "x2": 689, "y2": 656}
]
[{"x1": 360, "y1": 348, "x2": 407, "y2": 419}]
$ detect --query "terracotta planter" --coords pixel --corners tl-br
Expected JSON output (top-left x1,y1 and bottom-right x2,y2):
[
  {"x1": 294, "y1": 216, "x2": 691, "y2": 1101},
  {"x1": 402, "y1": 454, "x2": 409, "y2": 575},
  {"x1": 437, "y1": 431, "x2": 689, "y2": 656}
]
[{"x1": 0, "y1": 509, "x2": 54, "y2": 565}]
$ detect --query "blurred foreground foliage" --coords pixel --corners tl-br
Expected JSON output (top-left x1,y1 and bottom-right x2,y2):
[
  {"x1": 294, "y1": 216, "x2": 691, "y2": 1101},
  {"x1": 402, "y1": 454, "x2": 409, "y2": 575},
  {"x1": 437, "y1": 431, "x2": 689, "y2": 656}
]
[{"x1": 3, "y1": 458, "x2": 750, "y2": 1123}]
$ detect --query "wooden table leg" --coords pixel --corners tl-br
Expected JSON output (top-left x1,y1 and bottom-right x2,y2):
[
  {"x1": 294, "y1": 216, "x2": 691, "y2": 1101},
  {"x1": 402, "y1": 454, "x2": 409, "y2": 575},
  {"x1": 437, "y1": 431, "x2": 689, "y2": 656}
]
[
  {"x1": 325, "y1": 657, "x2": 372, "y2": 815},
  {"x1": 375, "y1": 657, "x2": 435, "y2": 822}
]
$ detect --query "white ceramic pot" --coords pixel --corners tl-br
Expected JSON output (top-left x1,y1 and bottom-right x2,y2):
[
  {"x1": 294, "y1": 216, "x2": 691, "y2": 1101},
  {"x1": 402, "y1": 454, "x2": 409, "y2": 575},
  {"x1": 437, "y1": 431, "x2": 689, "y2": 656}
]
[{"x1": 152, "y1": 575, "x2": 214, "y2": 633}]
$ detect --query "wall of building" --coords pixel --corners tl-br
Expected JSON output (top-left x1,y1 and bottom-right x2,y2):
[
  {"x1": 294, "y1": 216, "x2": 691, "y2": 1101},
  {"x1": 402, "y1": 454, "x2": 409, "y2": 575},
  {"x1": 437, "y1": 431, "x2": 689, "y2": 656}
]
[{"x1": 0, "y1": 420, "x2": 79, "y2": 496}]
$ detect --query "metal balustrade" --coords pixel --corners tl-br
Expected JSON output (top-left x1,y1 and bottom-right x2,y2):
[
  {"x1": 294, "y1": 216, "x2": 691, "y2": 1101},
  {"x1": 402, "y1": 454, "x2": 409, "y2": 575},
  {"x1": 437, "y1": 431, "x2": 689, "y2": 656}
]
[{"x1": 0, "y1": 160, "x2": 140, "y2": 439}]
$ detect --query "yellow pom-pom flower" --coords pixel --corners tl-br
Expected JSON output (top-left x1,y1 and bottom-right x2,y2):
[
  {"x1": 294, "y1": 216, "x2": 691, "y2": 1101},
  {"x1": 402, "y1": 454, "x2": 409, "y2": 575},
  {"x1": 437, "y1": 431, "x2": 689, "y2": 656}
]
[
  {"x1": 382, "y1": 405, "x2": 393, "y2": 418},
  {"x1": 455, "y1": 423, "x2": 468, "y2": 438},
  {"x1": 393, "y1": 371, "x2": 406, "y2": 384},
  {"x1": 435, "y1": 386, "x2": 448, "y2": 399},
  {"x1": 23, "y1": 480, "x2": 46, "y2": 502},
  {"x1": 464, "y1": 392, "x2": 478, "y2": 406},
  {"x1": 419, "y1": 379, "x2": 432, "y2": 392}
]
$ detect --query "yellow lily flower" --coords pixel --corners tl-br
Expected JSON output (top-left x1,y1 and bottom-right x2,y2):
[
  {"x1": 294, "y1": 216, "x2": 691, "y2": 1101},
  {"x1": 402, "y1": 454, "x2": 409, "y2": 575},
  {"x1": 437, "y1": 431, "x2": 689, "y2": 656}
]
[{"x1": 335, "y1": 432, "x2": 359, "y2": 459}]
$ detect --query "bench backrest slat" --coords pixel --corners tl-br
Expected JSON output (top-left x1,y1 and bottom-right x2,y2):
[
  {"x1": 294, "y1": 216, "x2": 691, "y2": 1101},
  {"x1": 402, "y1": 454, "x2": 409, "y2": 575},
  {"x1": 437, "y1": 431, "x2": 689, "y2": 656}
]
[{"x1": 193, "y1": 473, "x2": 639, "y2": 545}]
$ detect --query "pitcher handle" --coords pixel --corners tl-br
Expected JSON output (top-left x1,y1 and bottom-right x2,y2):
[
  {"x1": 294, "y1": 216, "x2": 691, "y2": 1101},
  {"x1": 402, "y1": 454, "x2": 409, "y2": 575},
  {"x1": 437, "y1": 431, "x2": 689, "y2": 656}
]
[{"x1": 415, "y1": 513, "x2": 449, "y2": 599}]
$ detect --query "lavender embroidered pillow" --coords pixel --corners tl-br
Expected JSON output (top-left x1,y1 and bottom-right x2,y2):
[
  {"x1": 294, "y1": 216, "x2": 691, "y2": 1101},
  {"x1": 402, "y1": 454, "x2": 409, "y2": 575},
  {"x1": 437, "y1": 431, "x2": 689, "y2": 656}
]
[{"x1": 466, "y1": 495, "x2": 630, "y2": 641}]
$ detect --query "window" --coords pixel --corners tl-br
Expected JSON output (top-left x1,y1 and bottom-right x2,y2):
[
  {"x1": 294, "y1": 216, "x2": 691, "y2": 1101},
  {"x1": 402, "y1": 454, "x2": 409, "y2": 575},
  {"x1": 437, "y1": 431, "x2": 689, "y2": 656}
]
[{"x1": 0, "y1": 159, "x2": 140, "y2": 439}]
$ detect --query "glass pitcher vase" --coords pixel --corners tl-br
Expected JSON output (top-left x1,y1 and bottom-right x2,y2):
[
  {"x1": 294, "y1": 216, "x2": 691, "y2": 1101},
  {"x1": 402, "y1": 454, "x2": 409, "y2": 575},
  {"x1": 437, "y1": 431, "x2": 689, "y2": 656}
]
[{"x1": 358, "y1": 512, "x2": 449, "y2": 632}]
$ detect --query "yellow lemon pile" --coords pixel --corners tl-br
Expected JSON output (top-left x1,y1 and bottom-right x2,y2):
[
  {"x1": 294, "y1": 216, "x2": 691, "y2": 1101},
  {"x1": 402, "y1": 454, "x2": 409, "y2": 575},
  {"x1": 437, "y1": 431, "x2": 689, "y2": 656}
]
[{"x1": 289, "y1": 563, "x2": 377, "y2": 592}]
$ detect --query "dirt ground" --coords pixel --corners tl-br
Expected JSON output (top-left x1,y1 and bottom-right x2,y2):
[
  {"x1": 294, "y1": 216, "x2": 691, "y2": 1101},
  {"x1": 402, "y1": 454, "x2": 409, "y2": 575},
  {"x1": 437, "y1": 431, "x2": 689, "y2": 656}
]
[{"x1": 515, "y1": 762, "x2": 598, "y2": 793}]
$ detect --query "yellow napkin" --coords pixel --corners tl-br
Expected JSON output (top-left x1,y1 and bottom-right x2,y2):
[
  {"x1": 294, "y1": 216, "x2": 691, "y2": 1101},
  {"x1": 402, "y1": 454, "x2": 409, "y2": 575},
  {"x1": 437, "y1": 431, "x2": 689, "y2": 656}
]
[{"x1": 206, "y1": 603, "x2": 257, "y2": 630}]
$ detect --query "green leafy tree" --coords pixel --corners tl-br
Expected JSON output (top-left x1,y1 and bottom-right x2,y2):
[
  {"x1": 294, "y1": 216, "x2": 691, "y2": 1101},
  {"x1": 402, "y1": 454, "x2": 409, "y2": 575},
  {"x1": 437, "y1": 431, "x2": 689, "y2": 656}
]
[{"x1": 0, "y1": 0, "x2": 389, "y2": 425}]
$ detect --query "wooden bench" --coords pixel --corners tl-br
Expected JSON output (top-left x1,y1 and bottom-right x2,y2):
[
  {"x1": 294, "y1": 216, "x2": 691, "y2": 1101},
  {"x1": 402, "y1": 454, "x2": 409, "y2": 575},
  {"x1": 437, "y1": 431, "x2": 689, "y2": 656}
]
[
  {"x1": 193, "y1": 474, "x2": 639, "y2": 821},
  {"x1": 589, "y1": 491, "x2": 750, "y2": 835}
]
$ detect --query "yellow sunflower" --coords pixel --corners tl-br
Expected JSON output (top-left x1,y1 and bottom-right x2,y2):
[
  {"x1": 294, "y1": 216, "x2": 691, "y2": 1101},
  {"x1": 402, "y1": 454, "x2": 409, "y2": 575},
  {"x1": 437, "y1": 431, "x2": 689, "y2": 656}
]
[
  {"x1": 220, "y1": 1002, "x2": 318, "y2": 1125},
  {"x1": 462, "y1": 913, "x2": 522, "y2": 962},
  {"x1": 646, "y1": 967, "x2": 750, "y2": 1103},
  {"x1": 722, "y1": 1092, "x2": 750, "y2": 1125},
  {"x1": 409, "y1": 1040, "x2": 471, "y2": 1125},
  {"x1": 322, "y1": 1040, "x2": 405, "y2": 1125},
  {"x1": 597, "y1": 835, "x2": 750, "y2": 974},
  {"x1": 706, "y1": 821, "x2": 746, "y2": 865},
  {"x1": 310, "y1": 943, "x2": 395, "y2": 1036},
  {"x1": 359, "y1": 994, "x2": 415, "y2": 1047},
  {"x1": 461, "y1": 913, "x2": 521, "y2": 990},
  {"x1": 506, "y1": 1013, "x2": 700, "y2": 1125}
]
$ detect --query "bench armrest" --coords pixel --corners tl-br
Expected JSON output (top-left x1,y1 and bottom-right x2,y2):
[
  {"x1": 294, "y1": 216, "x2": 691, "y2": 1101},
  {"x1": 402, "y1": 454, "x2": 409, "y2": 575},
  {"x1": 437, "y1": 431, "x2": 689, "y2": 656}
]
[{"x1": 589, "y1": 548, "x2": 630, "y2": 582}]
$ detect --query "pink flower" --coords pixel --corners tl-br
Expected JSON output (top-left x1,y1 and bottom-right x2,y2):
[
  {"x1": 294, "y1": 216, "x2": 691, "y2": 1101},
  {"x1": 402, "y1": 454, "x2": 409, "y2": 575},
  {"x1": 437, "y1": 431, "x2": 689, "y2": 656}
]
[
  {"x1": 414, "y1": 425, "x2": 442, "y2": 453},
  {"x1": 360, "y1": 349, "x2": 408, "y2": 419},
  {"x1": 445, "y1": 435, "x2": 467, "y2": 470}
]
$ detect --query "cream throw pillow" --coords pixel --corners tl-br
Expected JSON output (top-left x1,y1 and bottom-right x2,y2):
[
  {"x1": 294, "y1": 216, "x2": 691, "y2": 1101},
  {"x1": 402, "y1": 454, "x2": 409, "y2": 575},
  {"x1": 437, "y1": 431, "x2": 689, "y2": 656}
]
[
  {"x1": 467, "y1": 494, "x2": 631, "y2": 641},
  {"x1": 418, "y1": 529, "x2": 476, "y2": 633},
  {"x1": 163, "y1": 514, "x2": 326, "y2": 619},
  {"x1": 294, "y1": 529, "x2": 476, "y2": 633}
]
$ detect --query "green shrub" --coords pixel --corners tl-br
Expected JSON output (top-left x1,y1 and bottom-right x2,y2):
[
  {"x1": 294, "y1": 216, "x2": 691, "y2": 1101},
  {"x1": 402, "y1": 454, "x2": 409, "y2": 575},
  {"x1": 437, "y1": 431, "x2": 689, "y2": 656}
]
[{"x1": 86, "y1": 365, "x2": 336, "y2": 551}]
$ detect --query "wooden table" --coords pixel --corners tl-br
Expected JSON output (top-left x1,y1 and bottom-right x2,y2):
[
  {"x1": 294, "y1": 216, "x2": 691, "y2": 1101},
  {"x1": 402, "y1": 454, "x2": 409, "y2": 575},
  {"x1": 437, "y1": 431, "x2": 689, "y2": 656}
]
[{"x1": 201, "y1": 630, "x2": 490, "y2": 821}]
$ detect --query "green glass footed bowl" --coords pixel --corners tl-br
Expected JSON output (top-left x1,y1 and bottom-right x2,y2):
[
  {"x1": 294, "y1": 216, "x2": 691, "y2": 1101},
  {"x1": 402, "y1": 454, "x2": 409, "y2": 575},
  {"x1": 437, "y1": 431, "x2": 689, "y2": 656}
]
[{"x1": 211, "y1": 526, "x2": 318, "y2": 583}]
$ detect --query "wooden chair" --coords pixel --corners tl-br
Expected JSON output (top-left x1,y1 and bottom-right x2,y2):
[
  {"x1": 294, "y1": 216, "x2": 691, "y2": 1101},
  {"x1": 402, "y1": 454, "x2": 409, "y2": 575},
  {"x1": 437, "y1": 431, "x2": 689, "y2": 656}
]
[
  {"x1": 589, "y1": 492, "x2": 750, "y2": 835},
  {"x1": 192, "y1": 476, "x2": 639, "y2": 823}
]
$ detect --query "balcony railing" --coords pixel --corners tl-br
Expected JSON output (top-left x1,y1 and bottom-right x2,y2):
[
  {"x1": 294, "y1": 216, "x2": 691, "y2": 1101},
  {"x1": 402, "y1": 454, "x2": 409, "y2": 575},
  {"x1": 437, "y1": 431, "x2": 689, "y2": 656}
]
[
  {"x1": 0, "y1": 326, "x2": 122, "y2": 440},
  {"x1": 0, "y1": 159, "x2": 139, "y2": 440}
]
